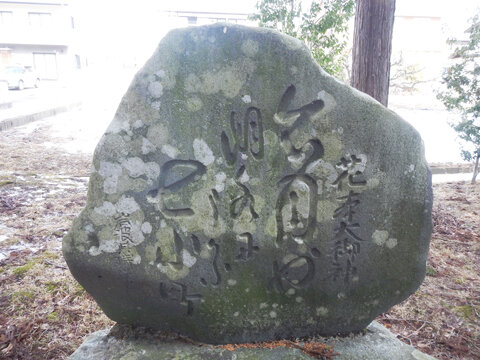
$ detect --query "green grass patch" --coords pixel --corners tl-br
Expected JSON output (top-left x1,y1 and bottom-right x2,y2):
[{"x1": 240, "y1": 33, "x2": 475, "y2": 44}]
[
  {"x1": 40, "y1": 251, "x2": 59, "y2": 260},
  {"x1": 0, "y1": 180, "x2": 14, "y2": 186},
  {"x1": 426, "y1": 266, "x2": 436, "y2": 276},
  {"x1": 45, "y1": 281, "x2": 59, "y2": 293},
  {"x1": 46, "y1": 311, "x2": 59, "y2": 322},
  {"x1": 454, "y1": 305, "x2": 477, "y2": 320},
  {"x1": 12, "y1": 290, "x2": 35, "y2": 301},
  {"x1": 74, "y1": 284, "x2": 85, "y2": 296},
  {"x1": 13, "y1": 260, "x2": 36, "y2": 277}
]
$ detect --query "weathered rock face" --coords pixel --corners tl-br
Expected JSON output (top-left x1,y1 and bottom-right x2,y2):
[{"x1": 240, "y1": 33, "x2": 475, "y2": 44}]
[{"x1": 63, "y1": 24, "x2": 432, "y2": 344}]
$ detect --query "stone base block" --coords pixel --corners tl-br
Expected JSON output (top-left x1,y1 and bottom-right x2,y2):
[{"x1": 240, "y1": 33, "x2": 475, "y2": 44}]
[{"x1": 70, "y1": 321, "x2": 436, "y2": 360}]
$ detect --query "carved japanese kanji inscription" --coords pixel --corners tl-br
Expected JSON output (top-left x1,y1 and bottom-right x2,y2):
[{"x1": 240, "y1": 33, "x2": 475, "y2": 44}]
[{"x1": 63, "y1": 23, "x2": 432, "y2": 344}]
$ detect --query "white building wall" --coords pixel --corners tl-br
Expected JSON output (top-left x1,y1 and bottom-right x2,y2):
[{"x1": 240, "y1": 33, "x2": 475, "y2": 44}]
[{"x1": 0, "y1": 1, "x2": 78, "y2": 80}]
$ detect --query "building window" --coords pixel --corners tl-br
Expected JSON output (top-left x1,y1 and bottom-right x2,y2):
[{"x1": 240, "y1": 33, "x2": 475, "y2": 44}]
[
  {"x1": 0, "y1": 11, "x2": 13, "y2": 26},
  {"x1": 28, "y1": 12, "x2": 52, "y2": 27}
]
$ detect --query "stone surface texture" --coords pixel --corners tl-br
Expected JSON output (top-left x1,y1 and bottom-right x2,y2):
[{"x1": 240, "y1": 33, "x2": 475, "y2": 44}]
[
  {"x1": 63, "y1": 24, "x2": 432, "y2": 344},
  {"x1": 69, "y1": 322, "x2": 436, "y2": 360}
]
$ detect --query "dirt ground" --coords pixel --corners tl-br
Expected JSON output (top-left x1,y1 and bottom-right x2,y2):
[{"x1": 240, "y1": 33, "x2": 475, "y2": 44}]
[{"x1": 0, "y1": 116, "x2": 479, "y2": 359}]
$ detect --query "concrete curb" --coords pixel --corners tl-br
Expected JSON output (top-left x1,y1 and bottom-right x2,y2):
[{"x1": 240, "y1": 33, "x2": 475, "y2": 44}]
[{"x1": 0, "y1": 102, "x2": 82, "y2": 132}]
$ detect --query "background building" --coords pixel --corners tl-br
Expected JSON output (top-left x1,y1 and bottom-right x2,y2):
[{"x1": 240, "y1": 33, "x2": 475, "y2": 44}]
[{"x1": 0, "y1": 0, "x2": 82, "y2": 80}]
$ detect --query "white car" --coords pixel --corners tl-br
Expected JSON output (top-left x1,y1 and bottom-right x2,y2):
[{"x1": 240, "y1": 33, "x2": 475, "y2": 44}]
[{"x1": 0, "y1": 66, "x2": 40, "y2": 90}]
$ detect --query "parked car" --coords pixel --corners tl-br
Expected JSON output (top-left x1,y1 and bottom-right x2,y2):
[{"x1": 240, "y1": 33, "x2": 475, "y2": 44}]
[{"x1": 0, "y1": 66, "x2": 40, "y2": 90}]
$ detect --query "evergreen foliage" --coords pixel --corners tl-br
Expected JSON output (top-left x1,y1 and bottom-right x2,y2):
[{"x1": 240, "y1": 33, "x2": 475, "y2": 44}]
[
  {"x1": 438, "y1": 14, "x2": 480, "y2": 183},
  {"x1": 251, "y1": 0, "x2": 355, "y2": 78}
]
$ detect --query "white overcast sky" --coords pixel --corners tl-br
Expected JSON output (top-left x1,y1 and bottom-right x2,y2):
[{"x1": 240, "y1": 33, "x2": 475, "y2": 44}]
[{"x1": 71, "y1": 0, "x2": 480, "y2": 65}]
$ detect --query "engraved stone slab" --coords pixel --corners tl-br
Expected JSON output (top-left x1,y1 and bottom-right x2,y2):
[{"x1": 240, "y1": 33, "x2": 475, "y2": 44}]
[{"x1": 63, "y1": 24, "x2": 432, "y2": 344}]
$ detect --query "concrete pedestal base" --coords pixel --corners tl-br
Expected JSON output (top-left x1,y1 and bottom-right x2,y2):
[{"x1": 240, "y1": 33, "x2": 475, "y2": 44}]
[{"x1": 70, "y1": 321, "x2": 436, "y2": 360}]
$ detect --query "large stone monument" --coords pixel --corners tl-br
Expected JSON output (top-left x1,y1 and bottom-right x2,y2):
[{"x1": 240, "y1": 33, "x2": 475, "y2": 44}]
[{"x1": 63, "y1": 23, "x2": 432, "y2": 345}]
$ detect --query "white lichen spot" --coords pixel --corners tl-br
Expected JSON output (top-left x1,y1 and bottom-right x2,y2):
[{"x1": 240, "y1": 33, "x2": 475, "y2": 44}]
[
  {"x1": 337, "y1": 292, "x2": 346, "y2": 300},
  {"x1": 295, "y1": 297, "x2": 303, "y2": 303},
  {"x1": 99, "y1": 239, "x2": 120, "y2": 253},
  {"x1": 94, "y1": 202, "x2": 116, "y2": 217},
  {"x1": 193, "y1": 138, "x2": 214, "y2": 166},
  {"x1": 241, "y1": 94, "x2": 251, "y2": 103},
  {"x1": 145, "y1": 162, "x2": 160, "y2": 181},
  {"x1": 367, "y1": 177, "x2": 380, "y2": 189},
  {"x1": 372, "y1": 230, "x2": 389, "y2": 246},
  {"x1": 142, "y1": 137, "x2": 156, "y2": 155},
  {"x1": 99, "y1": 161, "x2": 122, "y2": 179},
  {"x1": 148, "y1": 81, "x2": 163, "y2": 98},
  {"x1": 99, "y1": 161, "x2": 122, "y2": 194},
  {"x1": 290, "y1": 66, "x2": 298, "y2": 74},
  {"x1": 161, "y1": 144, "x2": 179, "y2": 158},
  {"x1": 286, "y1": 288, "x2": 295, "y2": 296},
  {"x1": 316, "y1": 90, "x2": 337, "y2": 115},
  {"x1": 160, "y1": 220, "x2": 166, "y2": 228},
  {"x1": 214, "y1": 172, "x2": 226, "y2": 192},
  {"x1": 272, "y1": 303, "x2": 278, "y2": 308},
  {"x1": 182, "y1": 249, "x2": 197, "y2": 268},
  {"x1": 106, "y1": 119, "x2": 130, "y2": 134},
  {"x1": 147, "y1": 124, "x2": 168, "y2": 148},
  {"x1": 241, "y1": 153, "x2": 248, "y2": 160},
  {"x1": 89, "y1": 246, "x2": 101, "y2": 256},
  {"x1": 241, "y1": 39, "x2": 259, "y2": 57},
  {"x1": 287, "y1": 152, "x2": 306, "y2": 169},
  {"x1": 132, "y1": 255, "x2": 141, "y2": 265},
  {"x1": 155, "y1": 69, "x2": 165, "y2": 78},
  {"x1": 151, "y1": 101, "x2": 161, "y2": 110},
  {"x1": 116, "y1": 196, "x2": 140, "y2": 215},
  {"x1": 84, "y1": 224, "x2": 94, "y2": 233},
  {"x1": 186, "y1": 97, "x2": 203, "y2": 112},
  {"x1": 239, "y1": 169, "x2": 249, "y2": 183},
  {"x1": 103, "y1": 176, "x2": 119, "y2": 195},
  {"x1": 259, "y1": 302, "x2": 268, "y2": 309},
  {"x1": 122, "y1": 157, "x2": 146, "y2": 178},
  {"x1": 245, "y1": 288, "x2": 250, "y2": 293},
  {"x1": 132, "y1": 120, "x2": 144, "y2": 129},
  {"x1": 223, "y1": 26, "x2": 227, "y2": 33},
  {"x1": 227, "y1": 279, "x2": 237, "y2": 286},
  {"x1": 141, "y1": 222, "x2": 152, "y2": 234},
  {"x1": 269, "y1": 311, "x2": 277, "y2": 318},
  {"x1": 316, "y1": 307, "x2": 328, "y2": 316},
  {"x1": 386, "y1": 238, "x2": 398, "y2": 249},
  {"x1": 233, "y1": 311, "x2": 239, "y2": 317}
]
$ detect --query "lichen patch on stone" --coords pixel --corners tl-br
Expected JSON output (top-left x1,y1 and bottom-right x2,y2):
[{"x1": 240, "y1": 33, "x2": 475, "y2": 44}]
[
  {"x1": 116, "y1": 196, "x2": 140, "y2": 215},
  {"x1": 241, "y1": 39, "x2": 259, "y2": 57},
  {"x1": 372, "y1": 230, "x2": 389, "y2": 246},
  {"x1": 148, "y1": 81, "x2": 163, "y2": 98},
  {"x1": 193, "y1": 139, "x2": 215, "y2": 166}
]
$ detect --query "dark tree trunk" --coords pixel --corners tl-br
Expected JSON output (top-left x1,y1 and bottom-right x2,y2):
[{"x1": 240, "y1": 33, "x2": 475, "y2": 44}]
[{"x1": 351, "y1": 0, "x2": 396, "y2": 107}]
